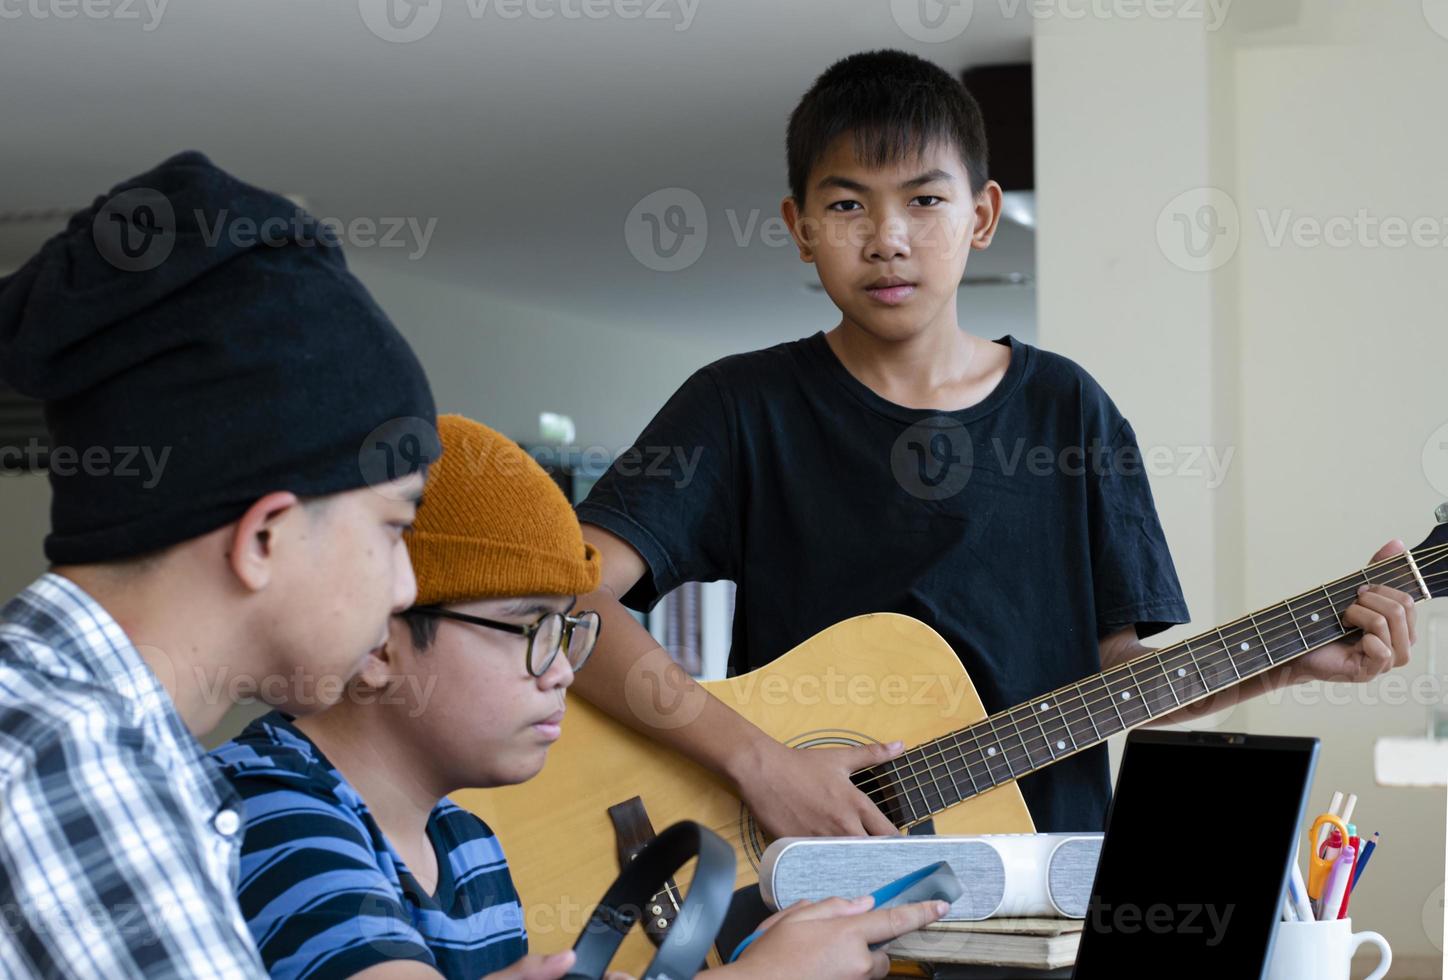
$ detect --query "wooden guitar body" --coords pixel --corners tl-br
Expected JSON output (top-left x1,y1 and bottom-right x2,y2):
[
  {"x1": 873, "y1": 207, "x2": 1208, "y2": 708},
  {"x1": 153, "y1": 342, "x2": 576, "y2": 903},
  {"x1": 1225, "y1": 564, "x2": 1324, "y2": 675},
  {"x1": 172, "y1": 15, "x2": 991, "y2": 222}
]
[{"x1": 455, "y1": 613, "x2": 1035, "y2": 970}]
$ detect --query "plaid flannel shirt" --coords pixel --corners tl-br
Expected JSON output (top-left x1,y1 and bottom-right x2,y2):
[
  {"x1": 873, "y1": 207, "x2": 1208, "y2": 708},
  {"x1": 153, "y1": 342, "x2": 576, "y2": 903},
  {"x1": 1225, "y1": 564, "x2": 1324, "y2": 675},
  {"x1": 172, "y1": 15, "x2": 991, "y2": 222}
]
[{"x1": 0, "y1": 573, "x2": 265, "y2": 978}]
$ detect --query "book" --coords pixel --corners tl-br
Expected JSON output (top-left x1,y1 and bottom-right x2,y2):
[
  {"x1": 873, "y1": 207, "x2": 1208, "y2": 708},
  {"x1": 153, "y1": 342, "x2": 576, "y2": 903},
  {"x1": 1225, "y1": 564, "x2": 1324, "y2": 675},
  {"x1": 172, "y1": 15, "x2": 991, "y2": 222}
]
[{"x1": 886, "y1": 916, "x2": 1082, "y2": 971}]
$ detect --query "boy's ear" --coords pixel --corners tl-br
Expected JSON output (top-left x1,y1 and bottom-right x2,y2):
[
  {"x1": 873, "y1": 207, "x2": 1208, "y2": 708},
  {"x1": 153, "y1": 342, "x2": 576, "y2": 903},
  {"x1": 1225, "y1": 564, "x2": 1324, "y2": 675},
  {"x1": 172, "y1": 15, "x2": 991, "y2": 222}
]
[
  {"x1": 354, "y1": 624, "x2": 406, "y2": 692},
  {"x1": 781, "y1": 195, "x2": 815, "y2": 262},
  {"x1": 226, "y1": 491, "x2": 303, "y2": 592},
  {"x1": 969, "y1": 179, "x2": 1005, "y2": 251}
]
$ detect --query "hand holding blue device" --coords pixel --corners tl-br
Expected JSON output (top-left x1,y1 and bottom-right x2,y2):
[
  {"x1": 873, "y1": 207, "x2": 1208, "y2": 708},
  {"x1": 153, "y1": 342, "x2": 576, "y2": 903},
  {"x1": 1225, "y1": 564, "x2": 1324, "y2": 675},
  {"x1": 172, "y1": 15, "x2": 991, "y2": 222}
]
[{"x1": 727, "y1": 860, "x2": 963, "y2": 962}]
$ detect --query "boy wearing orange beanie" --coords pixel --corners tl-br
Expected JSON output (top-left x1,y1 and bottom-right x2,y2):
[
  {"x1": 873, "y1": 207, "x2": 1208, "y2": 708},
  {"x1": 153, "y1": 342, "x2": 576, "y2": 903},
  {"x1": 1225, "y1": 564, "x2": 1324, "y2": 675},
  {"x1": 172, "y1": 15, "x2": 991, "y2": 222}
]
[{"x1": 213, "y1": 414, "x2": 943, "y2": 980}]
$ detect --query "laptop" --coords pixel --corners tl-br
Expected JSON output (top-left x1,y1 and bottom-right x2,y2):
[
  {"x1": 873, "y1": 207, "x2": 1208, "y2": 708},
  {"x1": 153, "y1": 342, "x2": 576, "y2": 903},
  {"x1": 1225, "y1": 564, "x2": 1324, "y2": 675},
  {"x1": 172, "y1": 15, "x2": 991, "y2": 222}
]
[{"x1": 1072, "y1": 729, "x2": 1319, "y2": 979}]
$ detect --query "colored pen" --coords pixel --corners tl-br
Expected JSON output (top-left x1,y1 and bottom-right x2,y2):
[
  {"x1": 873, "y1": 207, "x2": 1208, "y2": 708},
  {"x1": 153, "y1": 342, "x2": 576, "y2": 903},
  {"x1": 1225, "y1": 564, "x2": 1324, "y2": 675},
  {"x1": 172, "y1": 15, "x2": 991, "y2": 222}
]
[
  {"x1": 1337, "y1": 834, "x2": 1361, "y2": 919},
  {"x1": 1318, "y1": 843, "x2": 1356, "y2": 921},
  {"x1": 1351, "y1": 832, "x2": 1380, "y2": 890}
]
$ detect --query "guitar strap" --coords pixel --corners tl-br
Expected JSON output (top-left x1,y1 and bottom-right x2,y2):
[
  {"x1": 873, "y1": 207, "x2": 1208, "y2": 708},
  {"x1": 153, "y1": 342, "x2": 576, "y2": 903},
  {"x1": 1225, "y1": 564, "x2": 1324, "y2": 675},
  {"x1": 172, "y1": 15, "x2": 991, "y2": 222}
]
[{"x1": 566, "y1": 821, "x2": 737, "y2": 980}]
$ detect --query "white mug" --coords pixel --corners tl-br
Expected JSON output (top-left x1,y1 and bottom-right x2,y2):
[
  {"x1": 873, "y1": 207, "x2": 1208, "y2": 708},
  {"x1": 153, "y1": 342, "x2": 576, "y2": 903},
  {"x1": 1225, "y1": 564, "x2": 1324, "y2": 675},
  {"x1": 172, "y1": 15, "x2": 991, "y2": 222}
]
[{"x1": 1266, "y1": 917, "x2": 1391, "y2": 980}]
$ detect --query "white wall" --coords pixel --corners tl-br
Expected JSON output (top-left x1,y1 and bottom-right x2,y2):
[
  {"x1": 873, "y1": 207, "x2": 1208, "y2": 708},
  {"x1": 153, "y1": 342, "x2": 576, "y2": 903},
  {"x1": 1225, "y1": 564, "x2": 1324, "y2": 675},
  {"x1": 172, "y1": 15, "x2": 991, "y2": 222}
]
[
  {"x1": 350, "y1": 257, "x2": 775, "y2": 454},
  {"x1": 1035, "y1": 4, "x2": 1447, "y2": 970}
]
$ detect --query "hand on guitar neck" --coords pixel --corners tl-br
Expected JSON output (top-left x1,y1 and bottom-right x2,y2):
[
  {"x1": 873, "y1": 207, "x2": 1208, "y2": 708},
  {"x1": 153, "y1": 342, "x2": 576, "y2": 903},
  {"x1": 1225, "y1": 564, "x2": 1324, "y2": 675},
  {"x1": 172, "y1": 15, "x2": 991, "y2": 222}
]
[
  {"x1": 1121, "y1": 539, "x2": 1419, "y2": 728},
  {"x1": 574, "y1": 526, "x2": 1425, "y2": 842}
]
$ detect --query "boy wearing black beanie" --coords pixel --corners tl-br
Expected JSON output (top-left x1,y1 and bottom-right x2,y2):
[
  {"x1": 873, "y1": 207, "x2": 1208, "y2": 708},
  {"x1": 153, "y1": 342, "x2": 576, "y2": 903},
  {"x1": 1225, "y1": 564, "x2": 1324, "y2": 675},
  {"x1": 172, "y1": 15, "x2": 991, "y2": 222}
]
[{"x1": 0, "y1": 151, "x2": 439, "y2": 977}]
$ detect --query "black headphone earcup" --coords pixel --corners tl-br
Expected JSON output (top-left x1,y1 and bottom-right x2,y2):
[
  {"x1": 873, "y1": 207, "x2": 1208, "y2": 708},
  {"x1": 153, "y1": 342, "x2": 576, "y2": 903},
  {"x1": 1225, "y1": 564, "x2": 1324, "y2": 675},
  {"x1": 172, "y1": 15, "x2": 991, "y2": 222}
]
[{"x1": 567, "y1": 821, "x2": 737, "y2": 980}]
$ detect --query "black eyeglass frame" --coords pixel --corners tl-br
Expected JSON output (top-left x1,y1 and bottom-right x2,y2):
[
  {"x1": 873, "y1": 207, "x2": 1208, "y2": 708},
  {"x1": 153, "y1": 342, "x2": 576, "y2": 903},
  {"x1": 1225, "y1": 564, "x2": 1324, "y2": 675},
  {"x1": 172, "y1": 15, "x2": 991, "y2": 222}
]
[{"x1": 409, "y1": 605, "x2": 601, "y2": 677}]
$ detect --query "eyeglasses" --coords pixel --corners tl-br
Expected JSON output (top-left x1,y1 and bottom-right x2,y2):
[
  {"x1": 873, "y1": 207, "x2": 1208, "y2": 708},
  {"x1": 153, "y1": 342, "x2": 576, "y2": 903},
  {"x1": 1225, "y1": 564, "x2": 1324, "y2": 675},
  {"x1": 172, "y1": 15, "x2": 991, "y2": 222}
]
[{"x1": 410, "y1": 605, "x2": 602, "y2": 677}]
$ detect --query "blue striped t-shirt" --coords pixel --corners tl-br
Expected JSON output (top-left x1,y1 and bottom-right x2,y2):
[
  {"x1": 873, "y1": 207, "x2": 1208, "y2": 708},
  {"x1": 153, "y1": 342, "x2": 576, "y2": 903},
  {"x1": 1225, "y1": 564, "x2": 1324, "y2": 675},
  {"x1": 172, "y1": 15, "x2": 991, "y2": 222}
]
[{"x1": 211, "y1": 712, "x2": 527, "y2": 979}]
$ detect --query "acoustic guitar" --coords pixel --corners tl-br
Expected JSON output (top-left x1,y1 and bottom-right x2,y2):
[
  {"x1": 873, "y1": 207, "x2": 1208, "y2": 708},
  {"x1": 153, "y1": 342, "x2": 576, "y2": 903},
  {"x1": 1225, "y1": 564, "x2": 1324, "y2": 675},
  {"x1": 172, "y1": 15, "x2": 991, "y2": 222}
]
[{"x1": 456, "y1": 514, "x2": 1448, "y2": 971}]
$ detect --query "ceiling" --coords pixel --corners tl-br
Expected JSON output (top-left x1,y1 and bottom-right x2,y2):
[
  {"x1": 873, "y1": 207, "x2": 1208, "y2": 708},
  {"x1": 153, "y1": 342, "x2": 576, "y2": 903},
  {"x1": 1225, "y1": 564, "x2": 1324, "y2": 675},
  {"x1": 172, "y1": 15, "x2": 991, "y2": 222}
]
[{"x1": 0, "y1": 0, "x2": 1036, "y2": 341}]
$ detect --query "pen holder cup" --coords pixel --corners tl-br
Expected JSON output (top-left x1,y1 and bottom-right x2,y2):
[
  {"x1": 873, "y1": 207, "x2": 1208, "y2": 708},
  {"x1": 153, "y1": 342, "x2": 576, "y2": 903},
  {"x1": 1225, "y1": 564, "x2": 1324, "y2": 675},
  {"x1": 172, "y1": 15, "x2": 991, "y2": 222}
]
[{"x1": 1266, "y1": 917, "x2": 1390, "y2": 980}]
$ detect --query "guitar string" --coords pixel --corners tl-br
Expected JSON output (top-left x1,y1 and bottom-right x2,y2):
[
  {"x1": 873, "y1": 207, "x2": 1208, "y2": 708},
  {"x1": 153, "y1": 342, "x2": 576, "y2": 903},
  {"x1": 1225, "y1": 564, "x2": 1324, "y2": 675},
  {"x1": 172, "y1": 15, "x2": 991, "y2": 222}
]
[
  {"x1": 853, "y1": 553, "x2": 1445, "y2": 815},
  {"x1": 850, "y1": 546, "x2": 1448, "y2": 799},
  {"x1": 847, "y1": 545, "x2": 1448, "y2": 811},
  {"x1": 851, "y1": 554, "x2": 1440, "y2": 810}
]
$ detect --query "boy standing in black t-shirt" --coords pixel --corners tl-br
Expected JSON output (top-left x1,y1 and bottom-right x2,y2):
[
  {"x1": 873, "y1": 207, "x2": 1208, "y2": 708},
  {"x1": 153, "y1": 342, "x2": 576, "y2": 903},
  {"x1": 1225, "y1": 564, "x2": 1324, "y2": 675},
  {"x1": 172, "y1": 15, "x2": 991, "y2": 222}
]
[{"x1": 572, "y1": 50, "x2": 1417, "y2": 837}]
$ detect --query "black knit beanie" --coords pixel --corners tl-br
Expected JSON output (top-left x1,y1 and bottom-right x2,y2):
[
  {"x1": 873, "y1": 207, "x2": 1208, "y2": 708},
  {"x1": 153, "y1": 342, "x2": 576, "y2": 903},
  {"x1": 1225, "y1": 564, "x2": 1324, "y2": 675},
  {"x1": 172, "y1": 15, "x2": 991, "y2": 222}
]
[{"x1": 0, "y1": 150, "x2": 440, "y2": 564}]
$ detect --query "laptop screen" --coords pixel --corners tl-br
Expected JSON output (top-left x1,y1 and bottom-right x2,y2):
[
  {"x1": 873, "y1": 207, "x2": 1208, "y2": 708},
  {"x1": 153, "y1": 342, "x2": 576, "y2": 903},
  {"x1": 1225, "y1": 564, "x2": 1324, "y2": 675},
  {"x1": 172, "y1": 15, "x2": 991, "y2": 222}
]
[{"x1": 1073, "y1": 730, "x2": 1318, "y2": 980}]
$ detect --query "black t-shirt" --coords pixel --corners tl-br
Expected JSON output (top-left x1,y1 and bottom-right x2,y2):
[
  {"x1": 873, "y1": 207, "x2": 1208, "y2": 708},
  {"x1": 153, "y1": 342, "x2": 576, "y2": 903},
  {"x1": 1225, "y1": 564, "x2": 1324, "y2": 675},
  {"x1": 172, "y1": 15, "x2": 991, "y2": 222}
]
[{"x1": 577, "y1": 332, "x2": 1190, "y2": 833}]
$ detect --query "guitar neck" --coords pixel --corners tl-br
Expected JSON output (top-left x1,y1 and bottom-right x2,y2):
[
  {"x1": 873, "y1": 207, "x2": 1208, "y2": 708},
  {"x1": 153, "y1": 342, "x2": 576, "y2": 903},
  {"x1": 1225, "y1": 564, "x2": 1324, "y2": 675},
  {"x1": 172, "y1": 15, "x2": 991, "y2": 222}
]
[{"x1": 870, "y1": 549, "x2": 1434, "y2": 829}]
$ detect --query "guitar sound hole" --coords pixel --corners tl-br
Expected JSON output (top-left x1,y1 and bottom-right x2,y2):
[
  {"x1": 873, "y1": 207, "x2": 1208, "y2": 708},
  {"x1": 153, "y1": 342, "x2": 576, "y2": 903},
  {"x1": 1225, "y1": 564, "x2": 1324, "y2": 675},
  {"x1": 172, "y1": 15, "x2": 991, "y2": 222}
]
[{"x1": 737, "y1": 730, "x2": 893, "y2": 871}]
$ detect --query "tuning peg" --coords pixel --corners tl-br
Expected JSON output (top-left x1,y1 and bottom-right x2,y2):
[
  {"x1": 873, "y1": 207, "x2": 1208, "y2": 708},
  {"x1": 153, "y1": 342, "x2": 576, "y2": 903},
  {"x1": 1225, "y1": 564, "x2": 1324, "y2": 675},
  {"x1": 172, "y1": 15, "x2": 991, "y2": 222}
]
[{"x1": 1437, "y1": 502, "x2": 1448, "y2": 524}]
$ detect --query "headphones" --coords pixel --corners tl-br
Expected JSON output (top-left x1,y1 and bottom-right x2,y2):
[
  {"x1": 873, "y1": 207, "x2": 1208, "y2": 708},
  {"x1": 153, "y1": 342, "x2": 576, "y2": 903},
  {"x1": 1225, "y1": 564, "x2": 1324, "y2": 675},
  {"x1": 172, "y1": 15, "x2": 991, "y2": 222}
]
[{"x1": 566, "y1": 821, "x2": 737, "y2": 980}]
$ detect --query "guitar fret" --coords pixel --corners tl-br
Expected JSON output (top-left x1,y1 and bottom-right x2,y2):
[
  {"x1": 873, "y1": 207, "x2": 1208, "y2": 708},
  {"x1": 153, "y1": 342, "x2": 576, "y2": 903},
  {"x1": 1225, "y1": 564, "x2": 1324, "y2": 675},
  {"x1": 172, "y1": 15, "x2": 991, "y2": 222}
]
[
  {"x1": 1285, "y1": 598, "x2": 1311, "y2": 651},
  {"x1": 950, "y1": 732, "x2": 980, "y2": 796},
  {"x1": 968, "y1": 725, "x2": 1009, "y2": 787},
  {"x1": 848, "y1": 558, "x2": 1432, "y2": 834},
  {"x1": 966, "y1": 728, "x2": 1000, "y2": 792},
  {"x1": 982, "y1": 720, "x2": 1018, "y2": 780},
  {"x1": 1074, "y1": 682, "x2": 1104, "y2": 741},
  {"x1": 893, "y1": 755, "x2": 924, "y2": 824},
  {"x1": 1403, "y1": 550, "x2": 1433, "y2": 600},
  {"x1": 1029, "y1": 700, "x2": 1060, "y2": 759},
  {"x1": 1156, "y1": 654, "x2": 1182, "y2": 708},
  {"x1": 1216, "y1": 629, "x2": 1243, "y2": 680},
  {"x1": 1248, "y1": 612, "x2": 1276, "y2": 666},
  {"x1": 1004, "y1": 710, "x2": 1041, "y2": 769},
  {"x1": 924, "y1": 747, "x2": 953, "y2": 810}
]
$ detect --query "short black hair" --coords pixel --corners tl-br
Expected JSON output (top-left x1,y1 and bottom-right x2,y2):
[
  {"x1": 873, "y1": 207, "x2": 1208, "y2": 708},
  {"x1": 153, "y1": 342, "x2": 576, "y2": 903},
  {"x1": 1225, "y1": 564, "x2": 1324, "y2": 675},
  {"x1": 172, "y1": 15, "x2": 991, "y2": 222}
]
[
  {"x1": 786, "y1": 49, "x2": 989, "y2": 206},
  {"x1": 399, "y1": 608, "x2": 440, "y2": 652}
]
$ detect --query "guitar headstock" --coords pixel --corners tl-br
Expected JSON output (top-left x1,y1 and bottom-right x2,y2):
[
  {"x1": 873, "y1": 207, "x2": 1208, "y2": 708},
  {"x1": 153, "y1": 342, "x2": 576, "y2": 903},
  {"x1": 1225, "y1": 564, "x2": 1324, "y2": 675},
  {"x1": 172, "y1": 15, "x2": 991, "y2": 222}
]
[{"x1": 1412, "y1": 506, "x2": 1448, "y2": 599}]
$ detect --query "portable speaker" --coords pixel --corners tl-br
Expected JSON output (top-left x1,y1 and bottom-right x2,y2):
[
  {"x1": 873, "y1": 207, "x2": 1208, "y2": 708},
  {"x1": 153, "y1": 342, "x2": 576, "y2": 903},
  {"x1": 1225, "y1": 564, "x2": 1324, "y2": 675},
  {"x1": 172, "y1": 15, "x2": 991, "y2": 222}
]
[{"x1": 758, "y1": 833, "x2": 1103, "y2": 921}]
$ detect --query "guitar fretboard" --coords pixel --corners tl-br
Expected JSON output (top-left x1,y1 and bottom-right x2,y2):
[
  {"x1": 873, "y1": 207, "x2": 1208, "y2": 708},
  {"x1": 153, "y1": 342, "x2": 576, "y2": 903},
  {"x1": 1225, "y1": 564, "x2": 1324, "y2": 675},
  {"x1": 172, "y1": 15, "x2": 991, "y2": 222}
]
[{"x1": 861, "y1": 551, "x2": 1431, "y2": 828}]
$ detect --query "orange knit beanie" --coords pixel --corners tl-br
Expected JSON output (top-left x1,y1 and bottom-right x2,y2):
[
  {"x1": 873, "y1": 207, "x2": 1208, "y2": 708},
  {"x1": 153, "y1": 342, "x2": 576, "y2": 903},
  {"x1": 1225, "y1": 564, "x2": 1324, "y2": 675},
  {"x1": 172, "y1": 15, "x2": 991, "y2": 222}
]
[{"x1": 406, "y1": 414, "x2": 601, "y2": 606}]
